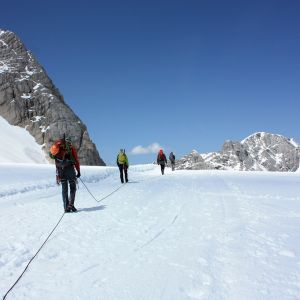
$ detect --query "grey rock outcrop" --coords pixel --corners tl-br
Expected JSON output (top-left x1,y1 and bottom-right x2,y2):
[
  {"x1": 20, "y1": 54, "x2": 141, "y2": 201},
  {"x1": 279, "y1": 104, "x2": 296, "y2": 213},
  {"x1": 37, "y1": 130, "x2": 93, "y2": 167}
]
[
  {"x1": 0, "y1": 29, "x2": 105, "y2": 165},
  {"x1": 177, "y1": 132, "x2": 300, "y2": 172},
  {"x1": 240, "y1": 132, "x2": 299, "y2": 171},
  {"x1": 176, "y1": 150, "x2": 212, "y2": 170}
]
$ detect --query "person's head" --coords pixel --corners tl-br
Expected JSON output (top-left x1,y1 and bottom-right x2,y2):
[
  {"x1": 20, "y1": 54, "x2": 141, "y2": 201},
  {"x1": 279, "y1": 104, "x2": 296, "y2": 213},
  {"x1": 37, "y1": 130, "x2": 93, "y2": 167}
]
[
  {"x1": 65, "y1": 137, "x2": 72, "y2": 143},
  {"x1": 61, "y1": 134, "x2": 72, "y2": 145},
  {"x1": 60, "y1": 133, "x2": 66, "y2": 142},
  {"x1": 120, "y1": 148, "x2": 124, "y2": 153},
  {"x1": 159, "y1": 149, "x2": 163, "y2": 155}
]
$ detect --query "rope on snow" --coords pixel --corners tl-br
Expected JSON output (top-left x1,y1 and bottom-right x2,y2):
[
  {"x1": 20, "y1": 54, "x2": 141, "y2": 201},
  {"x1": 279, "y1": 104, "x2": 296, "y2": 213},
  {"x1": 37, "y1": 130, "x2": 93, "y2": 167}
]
[
  {"x1": 3, "y1": 178, "x2": 124, "y2": 299},
  {"x1": 79, "y1": 177, "x2": 125, "y2": 203}
]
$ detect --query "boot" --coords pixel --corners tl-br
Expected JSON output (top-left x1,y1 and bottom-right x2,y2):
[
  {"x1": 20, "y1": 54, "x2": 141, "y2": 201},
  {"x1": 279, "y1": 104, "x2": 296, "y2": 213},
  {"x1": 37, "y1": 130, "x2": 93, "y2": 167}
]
[
  {"x1": 69, "y1": 205, "x2": 77, "y2": 212},
  {"x1": 68, "y1": 198, "x2": 77, "y2": 212}
]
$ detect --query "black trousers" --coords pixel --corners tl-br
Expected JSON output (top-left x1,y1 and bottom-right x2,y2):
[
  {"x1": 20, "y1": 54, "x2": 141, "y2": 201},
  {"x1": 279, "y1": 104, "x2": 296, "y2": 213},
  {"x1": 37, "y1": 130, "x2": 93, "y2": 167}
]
[
  {"x1": 58, "y1": 164, "x2": 77, "y2": 210},
  {"x1": 61, "y1": 179, "x2": 76, "y2": 210},
  {"x1": 160, "y1": 164, "x2": 165, "y2": 175},
  {"x1": 118, "y1": 164, "x2": 128, "y2": 183}
]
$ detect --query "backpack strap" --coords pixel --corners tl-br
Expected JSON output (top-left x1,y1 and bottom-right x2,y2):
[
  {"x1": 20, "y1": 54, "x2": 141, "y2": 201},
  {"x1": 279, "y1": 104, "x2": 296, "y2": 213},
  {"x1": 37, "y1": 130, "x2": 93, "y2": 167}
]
[{"x1": 64, "y1": 141, "x2": 75, "y2": 163}]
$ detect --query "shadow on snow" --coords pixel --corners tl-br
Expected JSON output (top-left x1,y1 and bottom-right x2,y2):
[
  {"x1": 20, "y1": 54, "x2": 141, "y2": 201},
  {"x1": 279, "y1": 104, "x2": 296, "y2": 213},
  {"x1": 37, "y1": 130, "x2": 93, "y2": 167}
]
[{"x1": 78, "y1": 205, "x2": 106, "y2": 212}]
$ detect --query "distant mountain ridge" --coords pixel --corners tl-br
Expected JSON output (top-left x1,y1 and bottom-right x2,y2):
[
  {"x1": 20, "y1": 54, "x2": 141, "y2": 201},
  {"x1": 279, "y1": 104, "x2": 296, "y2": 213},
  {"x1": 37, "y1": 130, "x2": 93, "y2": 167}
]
[
  {"x1": 0, "y1": 29, "x2": 105, "y2": 165},
  {"x1": 177, "y1": 132, "x2": 300, "y2": 172}
]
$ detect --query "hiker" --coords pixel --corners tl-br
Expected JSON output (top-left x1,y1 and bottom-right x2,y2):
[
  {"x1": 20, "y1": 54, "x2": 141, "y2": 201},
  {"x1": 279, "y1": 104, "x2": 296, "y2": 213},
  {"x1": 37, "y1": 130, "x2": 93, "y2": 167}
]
[
  {"x1": 169, "y1": 152, "x2": 176, "y2": 171},
  {"x1": 157, "y1": 149, "x2": 167, "y2": 175},
  {"x1": 117, "y1": 149, "x2": 129, "y2": 183},
  {"x1": 49, "y1": 135, "x2": 81, "y2": 212}
]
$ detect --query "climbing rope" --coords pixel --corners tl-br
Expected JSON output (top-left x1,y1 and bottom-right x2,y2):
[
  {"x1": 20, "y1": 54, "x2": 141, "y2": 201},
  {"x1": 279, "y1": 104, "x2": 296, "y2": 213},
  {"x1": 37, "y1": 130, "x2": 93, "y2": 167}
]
[
  {"x1": 3, "y1": 213, "x2": 65, "y2": 300},
  {"x1": 3, "y1": 178, "x2": 124, "y2": 299},
  {"x1": 78, "y1": 177, "x2": 125, "y2": 203}
]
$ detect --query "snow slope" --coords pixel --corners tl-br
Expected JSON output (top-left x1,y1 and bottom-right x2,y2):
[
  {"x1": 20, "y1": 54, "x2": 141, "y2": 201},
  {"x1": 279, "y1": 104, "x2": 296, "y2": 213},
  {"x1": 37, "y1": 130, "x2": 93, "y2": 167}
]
[
  {"x1": 0, "y1": 116, "x2": 47, "y2": 163},
  {"x1": 1, "y1": 164, "x2": 300, "y2": 299}
]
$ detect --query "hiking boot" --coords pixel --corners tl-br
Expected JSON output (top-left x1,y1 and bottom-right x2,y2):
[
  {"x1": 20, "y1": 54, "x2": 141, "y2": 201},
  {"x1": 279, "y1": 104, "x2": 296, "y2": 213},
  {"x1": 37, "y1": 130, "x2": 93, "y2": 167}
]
[
  {"x1": 65, "y1": 207, "x2": 71, "y2": 213},
  {"x1": 69, "y1": 205, "x2": 77, "y2": 212}
]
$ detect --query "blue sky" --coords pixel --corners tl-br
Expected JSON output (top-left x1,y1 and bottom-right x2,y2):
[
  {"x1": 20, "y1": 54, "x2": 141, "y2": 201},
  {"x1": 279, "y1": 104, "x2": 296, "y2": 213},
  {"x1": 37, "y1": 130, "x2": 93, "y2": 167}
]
[{"x1": 2, "y1": 0, "x2": 300, "y2": 165}]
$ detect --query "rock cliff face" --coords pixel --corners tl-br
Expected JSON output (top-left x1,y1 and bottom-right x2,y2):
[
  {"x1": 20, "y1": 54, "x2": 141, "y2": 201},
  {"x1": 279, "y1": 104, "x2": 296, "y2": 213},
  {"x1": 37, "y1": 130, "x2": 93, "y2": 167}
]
[
  {"x1": 0, "y1": 29, "x2": 105, "y2": 165},
  {"x1": 177, "y1": 133, "x2": 300, "y2": 172}
]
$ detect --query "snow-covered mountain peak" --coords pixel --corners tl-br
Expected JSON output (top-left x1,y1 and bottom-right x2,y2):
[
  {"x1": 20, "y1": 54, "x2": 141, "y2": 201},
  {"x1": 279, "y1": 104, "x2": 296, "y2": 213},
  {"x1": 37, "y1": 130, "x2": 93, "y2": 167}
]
[
  {"x1": 190, "y1": 149, "x2": 199, "y2": 155},
  {"x1": 241, "y1": 132, "x2": 267, "y2": 143},
  {"x1": 241, "y1": 132, "x2": 290, "y2": 144},
  {"x1": 289, "y1": 138, "x2": 300, "y2": 148},
  {"x1": 241, "y1": 132, "x2": 299, "y2": 155},
  {"x1": 0, "y1": 29, "x2": 7, "y2": 38},
  {"x1": 177, "y1": 132, "x2": 300, "y2": 172}
]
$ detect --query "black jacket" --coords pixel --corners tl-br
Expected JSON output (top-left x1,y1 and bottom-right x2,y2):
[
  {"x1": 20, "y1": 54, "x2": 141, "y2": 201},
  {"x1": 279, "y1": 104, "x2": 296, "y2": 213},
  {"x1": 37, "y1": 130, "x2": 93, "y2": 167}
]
[{"x1": 157, "y1": 153, "x2": 167, "y2": 165}]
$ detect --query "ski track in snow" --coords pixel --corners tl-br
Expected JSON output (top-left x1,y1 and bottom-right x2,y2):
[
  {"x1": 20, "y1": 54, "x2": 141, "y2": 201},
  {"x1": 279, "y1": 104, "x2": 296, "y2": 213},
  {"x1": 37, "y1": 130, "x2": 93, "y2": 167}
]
[{"x1": 1, "y1": 164, "x2": 300, "y2": 299}]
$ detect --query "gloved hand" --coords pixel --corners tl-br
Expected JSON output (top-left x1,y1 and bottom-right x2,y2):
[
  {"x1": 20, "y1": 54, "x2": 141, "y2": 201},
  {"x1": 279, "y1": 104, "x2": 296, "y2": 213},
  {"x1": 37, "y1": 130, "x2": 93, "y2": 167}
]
[
  {"x1": 76, "y1": 171, "x2": 81, "y2": 178},
  {"x1": 56, "y1": 175, "x2": 60, "y2": 185}
]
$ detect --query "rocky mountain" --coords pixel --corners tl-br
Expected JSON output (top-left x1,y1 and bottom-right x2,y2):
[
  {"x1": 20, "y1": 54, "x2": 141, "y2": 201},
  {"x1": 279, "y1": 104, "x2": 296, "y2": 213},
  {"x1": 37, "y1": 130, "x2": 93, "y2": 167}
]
[
  {"x1": 0, "y1": 29, "x2": 105, "y2": 165},
  {"x1": 177, "y1": 132, "x2": 300, "y2": 172},
  {"x1": 174, "y1": 150, "x2": 212, "y2": 170}
]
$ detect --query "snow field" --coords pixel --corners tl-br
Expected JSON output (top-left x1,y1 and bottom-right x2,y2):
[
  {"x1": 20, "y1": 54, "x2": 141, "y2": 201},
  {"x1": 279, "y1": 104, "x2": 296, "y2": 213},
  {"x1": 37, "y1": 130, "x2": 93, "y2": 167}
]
[{"x1": 0, "y1": 164, "x2": 300, "y2": 299}]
